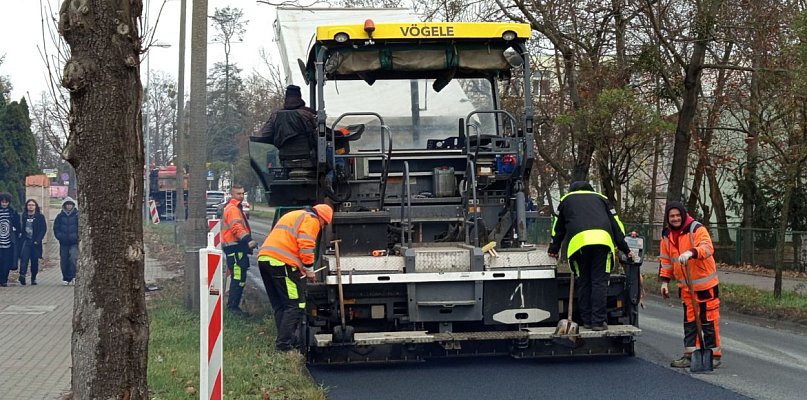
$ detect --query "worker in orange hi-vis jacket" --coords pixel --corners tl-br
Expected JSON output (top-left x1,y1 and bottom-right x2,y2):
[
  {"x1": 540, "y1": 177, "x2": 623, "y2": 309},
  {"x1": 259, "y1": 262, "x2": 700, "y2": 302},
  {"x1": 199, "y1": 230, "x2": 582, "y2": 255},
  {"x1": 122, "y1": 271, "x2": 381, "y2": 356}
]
[
  {"x1": 257, "y1": 204, "x2": 332, "y2": 352},
  {"x1": 659, "y1": 201, "x2": 721, "y2": 368},
  {"x1": 221, "y1": 184, "x2": 257, "y2": 315}
]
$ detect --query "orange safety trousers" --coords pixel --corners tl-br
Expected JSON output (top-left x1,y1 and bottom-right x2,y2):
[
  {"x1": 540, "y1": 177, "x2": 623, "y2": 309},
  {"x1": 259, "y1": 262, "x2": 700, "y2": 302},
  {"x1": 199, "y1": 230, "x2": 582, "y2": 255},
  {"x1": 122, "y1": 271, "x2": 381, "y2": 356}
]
[{"x1": 680, "y1": 285, "x2": 722, "y2": 357}]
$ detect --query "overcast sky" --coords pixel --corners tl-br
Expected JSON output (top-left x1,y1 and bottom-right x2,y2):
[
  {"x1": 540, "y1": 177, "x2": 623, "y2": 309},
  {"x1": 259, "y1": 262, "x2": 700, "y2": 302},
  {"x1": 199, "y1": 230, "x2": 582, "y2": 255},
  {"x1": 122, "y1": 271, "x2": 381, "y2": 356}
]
[{"x1": 0, "y1": 0, "x2": 279, "y2": 102}]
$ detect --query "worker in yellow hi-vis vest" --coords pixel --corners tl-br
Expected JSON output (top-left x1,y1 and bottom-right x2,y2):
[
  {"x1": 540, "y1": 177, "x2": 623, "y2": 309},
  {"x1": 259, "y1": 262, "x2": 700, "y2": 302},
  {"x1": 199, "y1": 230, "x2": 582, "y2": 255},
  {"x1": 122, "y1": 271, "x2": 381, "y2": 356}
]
[{"x1": 548, "y1": 181, "x2": 634, "y2": 331}]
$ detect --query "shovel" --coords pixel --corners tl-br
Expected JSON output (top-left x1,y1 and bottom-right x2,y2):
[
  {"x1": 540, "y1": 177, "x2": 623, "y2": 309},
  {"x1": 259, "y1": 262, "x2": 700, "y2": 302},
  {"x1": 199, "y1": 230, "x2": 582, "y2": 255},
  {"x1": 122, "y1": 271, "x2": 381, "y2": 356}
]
[
  {"x1": 683, "y1": 260, "x2": 713, "y2": 373},
  {"x1": 331, "y1": 240, "x2": 355, "y2": 343},
  {"x1": 553, "y1": 269, "x2": 579, "y2": 348}
]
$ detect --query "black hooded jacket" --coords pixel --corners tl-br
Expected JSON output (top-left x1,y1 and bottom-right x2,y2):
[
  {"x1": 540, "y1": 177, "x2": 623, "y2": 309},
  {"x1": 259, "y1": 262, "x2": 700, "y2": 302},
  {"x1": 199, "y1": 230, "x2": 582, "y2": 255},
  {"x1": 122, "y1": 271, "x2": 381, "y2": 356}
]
[
  {"x1": 54, "y1": 198, "x2": 79, "y2": 246},
  {"x1": 549, "y1": 182, "x2": 631, "y2": 257},
  {"x1": 257, "y1": 92, "x2": 317, "y2": 161}
]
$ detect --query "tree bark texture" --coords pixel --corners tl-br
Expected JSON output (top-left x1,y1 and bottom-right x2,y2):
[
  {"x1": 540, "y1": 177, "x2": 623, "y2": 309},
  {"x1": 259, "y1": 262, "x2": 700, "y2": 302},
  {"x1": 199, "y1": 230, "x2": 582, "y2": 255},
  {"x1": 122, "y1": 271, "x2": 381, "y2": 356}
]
[{"x1": 59, "y1": 0, "x2": 149, "y2": 398}]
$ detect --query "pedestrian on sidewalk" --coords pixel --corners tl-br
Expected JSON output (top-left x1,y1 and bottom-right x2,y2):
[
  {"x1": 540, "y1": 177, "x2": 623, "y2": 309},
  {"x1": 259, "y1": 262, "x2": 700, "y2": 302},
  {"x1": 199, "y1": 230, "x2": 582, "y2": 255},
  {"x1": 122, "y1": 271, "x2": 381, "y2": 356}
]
[
  {"x1": 548, "y1": 181, "x2": 634, "y2": 331},
  {"x1": 222, "y1": 184, "x2": 258, "y2": 314},
  {"x1": 18, "y1": 199, "x2": 47, "y2": 285},
  {"x1": 659, "y1": 201, "x2": 722, "y2": 368},
  {"x1": 0, "y1": 192, "x2": 21, "y2": 287},
  {"x1": 54, "y1": 197, "x2": 79, "y2": 285},
  {"x1": 257, "y1": 204, "x2": 332, "y2": 352}
]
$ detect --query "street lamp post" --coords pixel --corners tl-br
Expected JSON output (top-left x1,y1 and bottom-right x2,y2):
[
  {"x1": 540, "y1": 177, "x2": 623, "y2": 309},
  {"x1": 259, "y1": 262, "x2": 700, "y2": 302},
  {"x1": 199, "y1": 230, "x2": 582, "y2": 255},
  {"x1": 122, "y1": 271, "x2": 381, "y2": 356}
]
[{"x1": 144, "y1": 42, "x2": 171, "y2": 222}]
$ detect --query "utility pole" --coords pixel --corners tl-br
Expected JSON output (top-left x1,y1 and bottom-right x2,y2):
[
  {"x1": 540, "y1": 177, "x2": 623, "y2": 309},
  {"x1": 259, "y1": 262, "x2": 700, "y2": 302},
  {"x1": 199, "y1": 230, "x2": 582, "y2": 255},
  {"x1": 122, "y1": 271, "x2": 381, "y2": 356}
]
[
  {"x1": 185, "y1": 0, "x2": 208, "y2": 310},
  {"x1": 174, "y1": 0, "x2": 187, "y2": 244}
]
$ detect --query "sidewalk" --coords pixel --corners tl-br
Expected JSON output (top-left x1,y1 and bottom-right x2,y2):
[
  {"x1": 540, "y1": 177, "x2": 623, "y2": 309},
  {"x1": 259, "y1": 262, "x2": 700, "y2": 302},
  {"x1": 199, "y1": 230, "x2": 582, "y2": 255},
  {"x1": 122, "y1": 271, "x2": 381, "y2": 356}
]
[
  {"x1": 0, "y1": 205, "x2": 179, "y2": 399},
  {"x1": 640, "y1": 259, "x2": 807, "y2": 295}
]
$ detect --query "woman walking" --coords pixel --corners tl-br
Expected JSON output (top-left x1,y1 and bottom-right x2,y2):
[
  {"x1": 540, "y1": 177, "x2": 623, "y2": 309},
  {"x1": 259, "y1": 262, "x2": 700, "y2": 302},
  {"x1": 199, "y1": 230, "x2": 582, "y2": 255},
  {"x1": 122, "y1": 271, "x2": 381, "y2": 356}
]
[{"x1": 18, "y1": 199, "x2": 47, "y2": 285}]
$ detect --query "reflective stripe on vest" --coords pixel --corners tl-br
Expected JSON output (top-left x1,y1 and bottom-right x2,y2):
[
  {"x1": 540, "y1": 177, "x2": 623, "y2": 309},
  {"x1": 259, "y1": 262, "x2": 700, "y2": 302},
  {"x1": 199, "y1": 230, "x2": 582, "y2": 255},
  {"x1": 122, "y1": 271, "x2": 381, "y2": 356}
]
[
  {"x1": 259, "y1": 245, "x2": 304, "y2": 267},
  {"x1": 567, "y1": 229, "x2": 615, "y2": 258}
]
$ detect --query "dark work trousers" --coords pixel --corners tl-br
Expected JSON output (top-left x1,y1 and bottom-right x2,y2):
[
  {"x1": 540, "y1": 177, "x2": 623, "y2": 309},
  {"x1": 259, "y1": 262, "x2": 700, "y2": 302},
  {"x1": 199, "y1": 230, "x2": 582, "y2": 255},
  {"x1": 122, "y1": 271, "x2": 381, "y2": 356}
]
[
  {"x1": 19, "y1": 240, "x2": 40, "y2": 282},
  {"x1": 226, "y1": 251, "x2": 250, "y2": 310},
  {"x1": 258, "y1": 260, "x2": 306, "y2": 351},
  {"x1": 0, "y1": 247, "x2": 14, "y2": 285},
  {"x1": 569, "y1": 244, "x2": 612, "y2": 326},
  {"x1": 59, "y1": 244, "x2": 78, "y2": 282}
]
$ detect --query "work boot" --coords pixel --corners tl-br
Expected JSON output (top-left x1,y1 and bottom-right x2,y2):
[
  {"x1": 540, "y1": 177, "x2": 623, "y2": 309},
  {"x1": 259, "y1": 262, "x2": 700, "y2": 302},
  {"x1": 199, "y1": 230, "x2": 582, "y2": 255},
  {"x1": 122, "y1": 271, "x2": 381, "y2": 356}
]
[
  {"x1": 591, "y1": 323, "x2": 608, "y2": 331},
  {"x1": 19, "y1": 277, "x2": 26, "y2": 285},
  {"x1": 713, "y1": 356, "x2": 721, "y2": 368},
  {"x1": 670, "y1": 355, "x2": 691, "y2": 368},
  {"x1": 583, "y1": 324, "x2": 592, "y2": 329},
  {"x1": 31, "y1": 280, "x2": 37, "y2": 285}
]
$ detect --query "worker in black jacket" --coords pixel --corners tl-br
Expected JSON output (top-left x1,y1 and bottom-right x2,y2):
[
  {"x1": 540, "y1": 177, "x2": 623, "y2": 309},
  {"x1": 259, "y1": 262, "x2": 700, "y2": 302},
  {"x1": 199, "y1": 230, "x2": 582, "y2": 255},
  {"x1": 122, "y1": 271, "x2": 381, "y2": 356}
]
[
  {"x1": 256, "y1": 85, "x2": 317, "y2": 166},
  {"x1": 548, "y1": 181, "x2": 633, "y2": 331}
]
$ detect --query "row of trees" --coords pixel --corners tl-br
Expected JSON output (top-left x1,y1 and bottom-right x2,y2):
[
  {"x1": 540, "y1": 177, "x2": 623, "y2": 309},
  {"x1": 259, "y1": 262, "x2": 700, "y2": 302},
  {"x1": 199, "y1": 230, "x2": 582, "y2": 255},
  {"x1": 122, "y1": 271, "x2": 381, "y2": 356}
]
[
  {"x1": 393, "y1": 0, "x2": 807, "y2": 249},
  {"x1": 334, "y1": 1, "x2": 807, "y2": 288},
  {"x1": 0, "y1": 59, "x2": 39, "y2": 207}
]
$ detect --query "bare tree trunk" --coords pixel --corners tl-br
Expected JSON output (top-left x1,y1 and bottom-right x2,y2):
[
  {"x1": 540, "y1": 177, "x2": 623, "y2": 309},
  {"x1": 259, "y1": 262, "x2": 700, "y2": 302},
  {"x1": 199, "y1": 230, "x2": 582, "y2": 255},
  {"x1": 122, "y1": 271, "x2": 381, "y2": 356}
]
[
  {"x1": 774, "y1": 172, "x2": 795, "y2": 299},
  {"x1": 742, "y1": 60, "x2": 761, "y2": 265},
  {"x1": 707, "y1": 167, "x2": 732, "y2": 245},
  {"x1": 666, "y1": 0, "x2": 724, "y2": 202},
  {"x1": 59, "y1": 0, "x2": 148, "y2": 398},
  {"x1": 648, "y1": 137, "x2": 661, "y2": 224}
]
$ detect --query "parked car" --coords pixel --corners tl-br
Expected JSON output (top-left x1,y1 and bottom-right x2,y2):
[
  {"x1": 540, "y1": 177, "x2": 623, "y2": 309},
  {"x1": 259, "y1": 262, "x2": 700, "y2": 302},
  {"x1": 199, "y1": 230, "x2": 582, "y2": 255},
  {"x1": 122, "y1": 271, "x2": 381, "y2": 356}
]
[{"x1": 206, "y1": 190, "x2": 227, "y2": 219}]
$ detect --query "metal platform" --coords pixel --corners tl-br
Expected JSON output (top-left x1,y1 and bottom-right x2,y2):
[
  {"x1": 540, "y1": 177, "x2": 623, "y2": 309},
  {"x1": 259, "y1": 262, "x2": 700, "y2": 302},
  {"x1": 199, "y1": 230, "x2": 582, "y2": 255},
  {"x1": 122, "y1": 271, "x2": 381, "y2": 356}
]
[{"x1": 313, "y1": 324, "x2": 641, "y2": 347}]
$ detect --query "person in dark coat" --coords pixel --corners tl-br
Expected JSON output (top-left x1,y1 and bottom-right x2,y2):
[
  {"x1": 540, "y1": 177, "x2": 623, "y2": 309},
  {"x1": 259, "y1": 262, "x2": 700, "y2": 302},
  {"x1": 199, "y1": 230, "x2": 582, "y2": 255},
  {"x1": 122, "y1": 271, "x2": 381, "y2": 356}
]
[
  {"x1": 18, "y1": 199, "x2": 47, "y2": 285},
  {"x1": 256, "y1": 85, "x2": 318, "y2": 165},
  {"x1": 53, "y1": 197, "x2": 79, "y2": 285},
  {"x1": 0, "y1": 192, "x2": 21, "y2": 287}
]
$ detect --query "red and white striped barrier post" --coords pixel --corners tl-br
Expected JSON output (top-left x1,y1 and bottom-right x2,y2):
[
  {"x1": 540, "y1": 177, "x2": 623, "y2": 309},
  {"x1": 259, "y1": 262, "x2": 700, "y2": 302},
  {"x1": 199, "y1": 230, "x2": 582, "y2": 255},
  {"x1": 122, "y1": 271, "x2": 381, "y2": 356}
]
[
  {"x1": 200, "y1": 234, "x2": 224, "y2": 400},
  {"x1": 208, "y1": 219, "x2": 229, "y2": 294},
  {"x1": 207, "y1": 219, "x2": 222, "y2": 249},
  {"x1": 148, "y1": 199, "x2": 160, "y2": 224}
]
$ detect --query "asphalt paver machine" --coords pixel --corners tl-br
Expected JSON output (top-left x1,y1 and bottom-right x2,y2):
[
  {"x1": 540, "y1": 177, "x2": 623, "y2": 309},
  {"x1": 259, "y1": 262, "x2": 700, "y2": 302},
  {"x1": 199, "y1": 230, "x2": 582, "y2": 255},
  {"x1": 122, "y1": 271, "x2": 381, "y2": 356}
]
[{"x1": 250, "y1": 11, "x2": 641, "y2": 364}]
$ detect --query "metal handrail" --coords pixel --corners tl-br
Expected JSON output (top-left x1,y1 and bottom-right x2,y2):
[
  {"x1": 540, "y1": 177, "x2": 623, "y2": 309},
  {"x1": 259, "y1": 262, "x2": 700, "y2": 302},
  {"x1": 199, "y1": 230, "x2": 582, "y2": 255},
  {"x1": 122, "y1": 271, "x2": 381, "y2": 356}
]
[
  {"x1": 400, "y1": 161, "x2": 413, "y2": 246},
  {"x1": 378, "y1": 125, "x2": 393, "y2": 210},
  {"x1": 328, "y1": 112, "x2": 387, "y2": 168},
  {"x1": 463, "y1": 110, "x2": 518, "y2": 159},
  {"x1": 327, "y1": 113, "x2": 390, "y2": 207},
  {"x1": 465, "y1": 159, "x2": 479, "y2": 247}
]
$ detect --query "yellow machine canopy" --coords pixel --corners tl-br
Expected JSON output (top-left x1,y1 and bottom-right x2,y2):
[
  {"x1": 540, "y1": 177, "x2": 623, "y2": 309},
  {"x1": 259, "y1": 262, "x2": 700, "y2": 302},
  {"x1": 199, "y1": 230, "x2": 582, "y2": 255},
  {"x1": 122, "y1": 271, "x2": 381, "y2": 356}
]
[{"x1": 306, "y1": 21, "x2": 531, "y2": 84}]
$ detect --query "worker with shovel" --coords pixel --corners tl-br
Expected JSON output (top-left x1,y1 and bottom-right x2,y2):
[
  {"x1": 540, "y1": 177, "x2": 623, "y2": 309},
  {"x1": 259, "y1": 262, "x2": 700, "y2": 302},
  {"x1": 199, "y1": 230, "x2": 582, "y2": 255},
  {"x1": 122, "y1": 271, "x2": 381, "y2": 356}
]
[
  {"x1": 257, "y1": 204, "x2": 333, "y2": 352},
  {"x1": 548, "y1": 182, "x2": 634, "y2": 332},
  {"x1": 659, "y1": 202, "x2": 721, "y2": 370}
]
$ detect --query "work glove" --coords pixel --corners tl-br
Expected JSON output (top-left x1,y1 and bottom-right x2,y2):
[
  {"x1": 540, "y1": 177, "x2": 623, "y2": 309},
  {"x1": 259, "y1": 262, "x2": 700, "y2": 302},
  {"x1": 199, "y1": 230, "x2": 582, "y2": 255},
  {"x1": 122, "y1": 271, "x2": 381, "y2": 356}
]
[
  {"x1": 677, "y1": 250, "x2": 693, "y2": 264},
  {"x1": 660, "y1": 281, "x2": 670, "y2": 299},
  {"x1": 247, "y1": 240, "x2": 258, "y2": 250}
]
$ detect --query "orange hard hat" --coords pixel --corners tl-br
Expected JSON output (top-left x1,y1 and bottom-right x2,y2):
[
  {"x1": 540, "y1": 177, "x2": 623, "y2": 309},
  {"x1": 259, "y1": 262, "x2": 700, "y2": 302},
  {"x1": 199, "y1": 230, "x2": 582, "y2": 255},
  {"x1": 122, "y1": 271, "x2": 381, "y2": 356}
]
[{"x1": 312, "y1": 204, "x2": 333, "y2": 224}]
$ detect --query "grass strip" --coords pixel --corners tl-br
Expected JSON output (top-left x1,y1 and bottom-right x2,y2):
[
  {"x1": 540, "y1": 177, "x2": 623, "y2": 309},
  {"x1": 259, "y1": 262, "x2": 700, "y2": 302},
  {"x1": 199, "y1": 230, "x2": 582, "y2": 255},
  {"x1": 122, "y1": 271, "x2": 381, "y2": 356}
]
[
  {"x1": 642, "y1": 273, "x2": 807, "y2": 325},
  {"x1": 145, "y1": 225, "x2": 327, "y2": 399}
]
